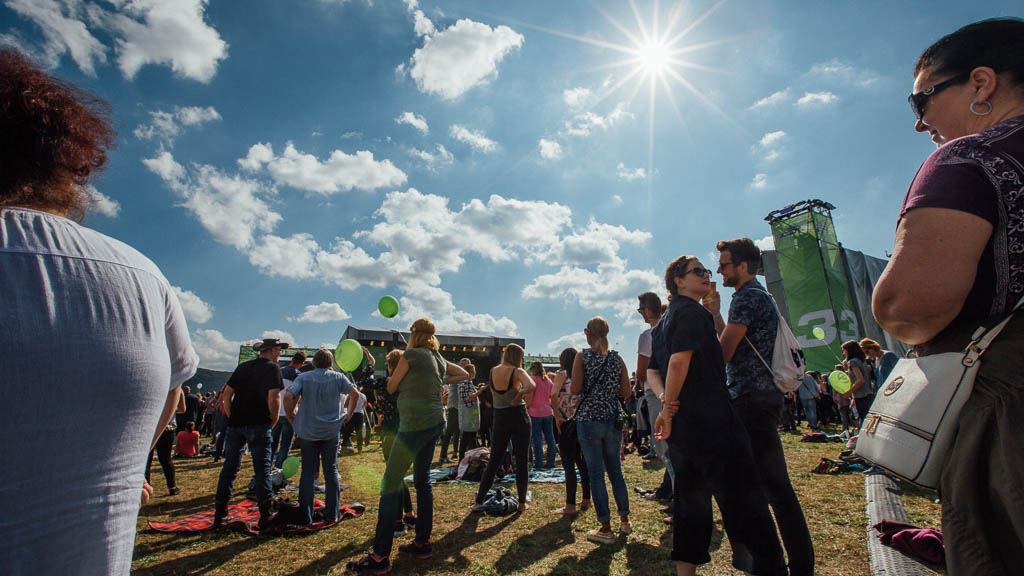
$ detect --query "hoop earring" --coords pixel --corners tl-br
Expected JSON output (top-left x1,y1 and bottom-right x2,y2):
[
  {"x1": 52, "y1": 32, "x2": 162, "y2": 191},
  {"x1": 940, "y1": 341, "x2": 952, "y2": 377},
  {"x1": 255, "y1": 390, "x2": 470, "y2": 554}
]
[{"x1": 970, "y1": 101, "x2": 993, "y2": 116}]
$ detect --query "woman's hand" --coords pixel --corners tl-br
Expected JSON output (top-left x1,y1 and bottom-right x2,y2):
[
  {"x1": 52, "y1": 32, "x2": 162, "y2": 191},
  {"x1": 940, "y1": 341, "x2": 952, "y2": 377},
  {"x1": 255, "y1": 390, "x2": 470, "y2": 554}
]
[{"x1": 654, "y1": 413, "x2": 672, "y2": 442}]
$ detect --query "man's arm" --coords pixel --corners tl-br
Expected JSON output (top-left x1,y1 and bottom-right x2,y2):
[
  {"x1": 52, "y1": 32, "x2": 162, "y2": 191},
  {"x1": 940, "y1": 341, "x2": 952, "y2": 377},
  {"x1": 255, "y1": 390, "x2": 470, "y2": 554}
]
[
  {"x1": 635, "y1": 354, "x2": 649, "y2": 391},
  {"x1": 343, "y1": 389, "x2": 359, "y2": 424},
  {"x1": 719, "y1": 323, "x2": 748, "y2": 364},
  {"x1": 267, "y1": 388, "x2": 281, "y2": 428},
  {"x1": 151, "y1": 387, "x2": 183, "y2": 451},
  {"x1": 284, "y1": 390, "x2": 298, "y2": 424},
  {"x1": 221, "y1": 385, "x2": 234, "y2": 418}
]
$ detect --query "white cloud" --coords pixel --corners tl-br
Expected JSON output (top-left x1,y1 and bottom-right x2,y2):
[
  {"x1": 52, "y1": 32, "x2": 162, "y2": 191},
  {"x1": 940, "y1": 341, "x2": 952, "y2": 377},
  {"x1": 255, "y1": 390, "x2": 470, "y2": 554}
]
[
  {"x1": 4, "y1": 0, "x2": 106, "y2": 76},
  {"x1": 562, "y1": 87, "x2": 590, "y2": 108},
  {"x1": 191, "y1": 328, "x2": 241, "y2": 370},
  {"x1": 403, "y1": 18, "x2": 524, "y2": 100},
  {"x1": 397, "y1": 285, "x2": 518, "y2": 335},
  {"x1": 612, "y1": 194, "x2": 623, "y2": 205},
  {"x1": 261, "y1": 329, "x2": 295, "y2": 345},
  {"x1": 538, "y1": 139, "x2": 562, "y2": 160},
  {"x1": 142, "y1": 149, "x2": 186, "y2": 184},
  {"x1": 522, "y1": 264, "x2": 661, "y2": 326},
  {"x1": 99, "y1": 0, "x2": 228, "y2": 82},
  {"x1": 796, "y1": 91, "x2": 839, "y2": 107},
  {"x1": 749, "y1": 173, "x2": 770, "y2": 190},
  {"x1": 749, "y1": 89, "x2": 790, "y2": 110},
  {"x1": 562, "y1": 103, "x2": 634, "y2": 137},
  {"x1": 755, "y1": 130, "x2": 786, "y2": 162},
  {"x1": 754, "y1": 234, "x2": 775, "y2": 251},
  {"x1": 395, "y1": 111, "x2": 429, "y2": 134},
  {"x1": 547, "y1": 331, "x2": 588, "y2": 353},
  {"x1": 402, "y1": 0, "x2": 435, "y2": 36},
  {"x1": 529, "y1": 220, "x2": 651, "y2": 269},
  {"x1": 239, "y1": 142, "x2": 407, "y2": 194},
  {"x1": 758, "y1": 130, "x2": 786, "y2": 147},
  {"x1": 87, "y1": 186, "x2": 120, "y2": 218},
  {"x1": 808, "y1": 59, "x2": 880, "y2": 88},
  {"x1": 449, "y1": 124, "x2": 497, "y2": 153},
  {"x1": 172, "y1": 286, "x2": 213, "y2": 324},
  {"x1": 409, "y1": 144, "x2": 455, "y2": 170},
  {"x1": 134, "y1": 105, "x2": 220, "y2": 146},
  {"x1": 616, "y1": 162, "x2": 646, "y2": 181},
  {"x1": 290, "y1": 301, "x2": 351, "y2": 323},
  {"x1": 249, "y1": 233, "x2": 320, "y2": 279}
]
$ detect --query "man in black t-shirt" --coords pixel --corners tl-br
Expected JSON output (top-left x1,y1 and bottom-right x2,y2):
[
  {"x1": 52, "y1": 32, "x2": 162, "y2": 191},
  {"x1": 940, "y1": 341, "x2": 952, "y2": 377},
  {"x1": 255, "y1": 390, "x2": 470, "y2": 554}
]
[{"x1": 213, "y1": 338, "x2": 287, "y2": 529}]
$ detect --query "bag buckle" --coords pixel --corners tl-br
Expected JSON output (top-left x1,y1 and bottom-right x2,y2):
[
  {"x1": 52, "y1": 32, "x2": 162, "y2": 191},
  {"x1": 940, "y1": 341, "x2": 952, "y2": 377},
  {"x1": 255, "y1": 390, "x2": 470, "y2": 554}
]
[{"x1": 864, "y1": 414, "x2": 881, "y2": 435}]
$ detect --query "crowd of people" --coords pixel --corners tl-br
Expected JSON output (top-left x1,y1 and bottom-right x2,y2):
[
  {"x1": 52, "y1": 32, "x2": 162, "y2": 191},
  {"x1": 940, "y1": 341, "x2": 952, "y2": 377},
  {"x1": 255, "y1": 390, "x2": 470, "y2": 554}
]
[{"x1": 3, "y1": 16, "x2": 1024, "y2": 576}]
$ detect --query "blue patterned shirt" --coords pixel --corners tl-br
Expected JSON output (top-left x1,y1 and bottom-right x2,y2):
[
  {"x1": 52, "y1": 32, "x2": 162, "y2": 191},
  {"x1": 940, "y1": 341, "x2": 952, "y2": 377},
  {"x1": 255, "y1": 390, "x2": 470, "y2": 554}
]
[{"x1": 725, "y1": 278, "x2": 778, "y2": 400}]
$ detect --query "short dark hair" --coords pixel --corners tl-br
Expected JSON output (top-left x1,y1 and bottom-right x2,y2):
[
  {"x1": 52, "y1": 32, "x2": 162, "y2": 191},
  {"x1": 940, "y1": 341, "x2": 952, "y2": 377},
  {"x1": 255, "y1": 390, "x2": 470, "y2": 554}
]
[
  {"x1": 0, "y1": 49, "x2": 116, "y2": 220},
  {"x1": 558, "y1": 347, "x2": 577, "y2": 372},
  {"x1": 290, "y1": 351, "x2": 307, "y2": 365},
  {"x1": 185, "y1": 421, "x2": 195, "y2": 432},
  {"x1": 637, "y1": 292, "x2": 662, "y2": 314},
  {"x1": 841, "y1": 340, "x2": 867, "y2": 361},
  {"x1": 915, "y1": 18, "x2": 1024, "y2": 89},
  {"x1": 312, "y1": 349, "x2": 333, "y2": 369},
  {"x1": 716, "y1": 238, "x2": 761, "y2": 273}
]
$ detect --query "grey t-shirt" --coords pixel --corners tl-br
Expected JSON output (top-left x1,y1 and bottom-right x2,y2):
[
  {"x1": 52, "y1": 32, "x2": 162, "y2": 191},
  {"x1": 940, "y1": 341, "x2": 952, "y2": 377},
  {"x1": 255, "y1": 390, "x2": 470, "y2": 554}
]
[{"x1": 848, "y1": 358, "x2": 873, "y2": 399}]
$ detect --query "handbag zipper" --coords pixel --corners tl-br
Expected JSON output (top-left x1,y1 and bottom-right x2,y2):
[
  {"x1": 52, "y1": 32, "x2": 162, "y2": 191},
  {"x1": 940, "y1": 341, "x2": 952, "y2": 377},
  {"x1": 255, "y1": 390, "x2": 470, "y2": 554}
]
[{"x1": 865, "y1": 414, "x2": 934, "y2": 442}]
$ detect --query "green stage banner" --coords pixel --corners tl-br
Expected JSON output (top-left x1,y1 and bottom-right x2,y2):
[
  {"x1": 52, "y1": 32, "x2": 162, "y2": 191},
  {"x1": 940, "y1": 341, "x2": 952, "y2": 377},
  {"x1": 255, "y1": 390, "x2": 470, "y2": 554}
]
[{"x1": 771, "y1": 211, "x2": 859, "y2": 372}]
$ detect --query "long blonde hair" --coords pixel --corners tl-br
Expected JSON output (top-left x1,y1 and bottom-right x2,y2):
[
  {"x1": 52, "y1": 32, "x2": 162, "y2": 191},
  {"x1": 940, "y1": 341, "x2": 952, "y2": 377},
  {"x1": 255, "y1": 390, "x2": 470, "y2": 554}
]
[
  {"x1": 408, "y1": 318, "x2": 439, "y2": 350},
  {"x1": 585, "y1": 317, "x2": 610, "y2": 355}
]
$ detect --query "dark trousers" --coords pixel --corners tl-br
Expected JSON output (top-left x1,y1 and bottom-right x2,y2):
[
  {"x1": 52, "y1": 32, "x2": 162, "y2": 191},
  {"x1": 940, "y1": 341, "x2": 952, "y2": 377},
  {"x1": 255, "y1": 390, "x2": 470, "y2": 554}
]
[
  {"x1": 476, "y1": 405, "x2": 531, "y2": 504},
  {"x1": 439, "y1": 408, "x2": 460, "y2": 459},
  {"x1": 557, "y1": 420, "x2": 590, "y2": 506},
  {"x1": 479, "y1": 407, "x2": 492, "y2": 446},
  {"x1": 732, "y1": 390, "x2": 815, "y2": 576},
  {"x1": 342, "y1": 412, "x2": 365, "y2": 451},
  {"x1": 668, "y1": 432, "x2": 786, "y2": 574},
  {"x1": 458, "y1": 430, "x2": 477, "y2": 462},
  {"x1": 145, "y1": 428, "x2": 176, "y2": 490},
  {"x1": 215, "y1": 424, "x2": 273, "y2": 507},
  {"x1": 213, "y1": 412, "x2": 228, "y2": 459},
  {"x1": 381, "y1": 431, "x2": 413, "y2": 515},
  {"x1": 373, "y1": 423, "x2": 443, "y2": 557},
  {"x1": 270, "y1": 418, "x2": 294, "y2": 468}
]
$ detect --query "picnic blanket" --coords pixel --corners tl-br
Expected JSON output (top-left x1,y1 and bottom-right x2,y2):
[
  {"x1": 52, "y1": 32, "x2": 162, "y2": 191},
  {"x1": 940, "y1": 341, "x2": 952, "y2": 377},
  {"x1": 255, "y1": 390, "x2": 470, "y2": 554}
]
[
  {"x1": 147, "y1": 498, "x2": 365, "y2": 535},
  {"x1": 404, "y1": 466, "x2": 574, "y2": 484},
  {"x1": 811, "y1": 457, "x2": 870, "y2": 475}
]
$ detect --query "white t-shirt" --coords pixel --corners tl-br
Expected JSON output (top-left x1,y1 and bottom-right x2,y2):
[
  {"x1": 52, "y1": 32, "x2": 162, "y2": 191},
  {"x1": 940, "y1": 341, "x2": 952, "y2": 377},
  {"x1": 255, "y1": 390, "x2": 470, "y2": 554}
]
[
  {"x1": 638, "y1": 326, "x2": 653, "y2": 392},
  {"x1": 354, "y1": 391, "x2": 367, "y2": 414},
  {"x1": 0, "y1": 208, "x2": 198, "y2": 575}
]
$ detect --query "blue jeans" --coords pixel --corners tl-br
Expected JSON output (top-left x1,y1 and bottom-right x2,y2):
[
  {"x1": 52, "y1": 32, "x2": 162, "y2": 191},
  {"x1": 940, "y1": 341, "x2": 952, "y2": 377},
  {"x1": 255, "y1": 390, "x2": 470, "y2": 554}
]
[
  {"x1": 213, "y1": 411, "x2": 228, "y2": 459},
  {"x1": 300, "y1": 435, "x2": 340, "y2": 524},
  {"x1": 577, "y1": 419, "x2": 630, "y2": 523},
  {"x1": 531, "y1": 415, "x2": 557, "y2": 468},
  {"x1": 801, "y1": 398, "x2": 818, "y2": 427},
  {"x1": 271, "y1": 418, "x2": 294, "y2": 468},
  {"x1": 373, "y1": 423, "x2": 443, "y2": 557},
  {"x1": 215, "y1": 424, "x2": 273, "y2": 506}
]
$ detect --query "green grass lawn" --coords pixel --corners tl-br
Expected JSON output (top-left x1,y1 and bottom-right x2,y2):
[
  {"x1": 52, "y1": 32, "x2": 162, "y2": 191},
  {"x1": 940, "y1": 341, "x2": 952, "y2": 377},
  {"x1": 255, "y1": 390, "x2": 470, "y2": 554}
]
[{"x1": 133, "y1": 425, "x2": 941, "y2": 575}]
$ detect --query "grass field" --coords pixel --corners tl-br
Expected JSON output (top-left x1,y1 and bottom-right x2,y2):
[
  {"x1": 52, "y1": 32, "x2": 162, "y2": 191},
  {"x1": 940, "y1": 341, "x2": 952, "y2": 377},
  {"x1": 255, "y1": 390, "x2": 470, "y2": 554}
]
[{"x1": 132, "y1": 425, "x2": 941, "y2": 576}]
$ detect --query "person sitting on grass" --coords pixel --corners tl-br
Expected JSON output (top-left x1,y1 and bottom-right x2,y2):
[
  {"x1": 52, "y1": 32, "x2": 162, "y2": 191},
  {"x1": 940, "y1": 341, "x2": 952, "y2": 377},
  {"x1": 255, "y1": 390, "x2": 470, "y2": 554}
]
[
  {"x1": 175, "y1": 421, "x2": 200, "y2": 458},
  {"x1": 346, "y1": 318, "x2": 470, "y2": 575}
]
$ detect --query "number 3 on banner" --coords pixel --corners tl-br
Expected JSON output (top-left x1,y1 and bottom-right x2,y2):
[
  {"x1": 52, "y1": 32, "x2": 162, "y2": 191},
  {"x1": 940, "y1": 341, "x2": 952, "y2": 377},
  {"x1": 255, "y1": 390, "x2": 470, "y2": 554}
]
[{"x1": 795, "y1": 309, "x2": 859, "y2": 347}]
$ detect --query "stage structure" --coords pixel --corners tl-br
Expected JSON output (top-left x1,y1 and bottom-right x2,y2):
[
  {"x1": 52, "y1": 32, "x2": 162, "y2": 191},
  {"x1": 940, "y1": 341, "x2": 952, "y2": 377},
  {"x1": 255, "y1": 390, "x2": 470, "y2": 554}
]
[{"x1": 763, "y1": 200, "x2": 908, "y2": 372}]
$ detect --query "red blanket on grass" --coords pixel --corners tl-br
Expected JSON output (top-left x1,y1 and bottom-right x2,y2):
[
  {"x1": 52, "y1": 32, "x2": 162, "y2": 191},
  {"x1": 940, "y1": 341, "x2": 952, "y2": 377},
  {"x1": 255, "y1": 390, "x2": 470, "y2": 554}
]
[{"x1": 148, "y1": 498, "x2": 365, "y2": 535}]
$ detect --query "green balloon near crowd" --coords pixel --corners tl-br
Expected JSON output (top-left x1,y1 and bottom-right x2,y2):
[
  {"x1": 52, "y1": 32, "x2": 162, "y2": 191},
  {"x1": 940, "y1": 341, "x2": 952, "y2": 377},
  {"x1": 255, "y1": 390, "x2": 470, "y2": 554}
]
[
  {"x1": 378, "y1": 295, "x2": 399, "y2": 318},
  {"x1": 281, "y1": 456, "x2": 300, "y2": 480},
  {"x1": 336, "y1": 339, "x2": 363, "y2": 372},
  {"x1": 812, "y1": 327, "x2": 826, "y2": 340},
  {"x1": 829, "y1": 370, "x2": 852, "y2": 394}
]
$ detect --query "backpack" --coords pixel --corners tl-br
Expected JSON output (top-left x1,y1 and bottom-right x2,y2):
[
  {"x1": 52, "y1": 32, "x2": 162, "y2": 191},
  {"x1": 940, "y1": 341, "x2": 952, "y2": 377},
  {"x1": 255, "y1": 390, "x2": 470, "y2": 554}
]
[{"x1": 743, "y1": 289, "x2": 806, "y2": 394}]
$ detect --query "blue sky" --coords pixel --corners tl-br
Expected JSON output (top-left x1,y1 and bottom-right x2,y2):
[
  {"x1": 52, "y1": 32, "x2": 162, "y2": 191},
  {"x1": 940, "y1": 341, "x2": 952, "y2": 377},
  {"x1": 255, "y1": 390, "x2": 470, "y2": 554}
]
[{"x1": 3, "y1": 0, "x2": 1020, "y2": 370}]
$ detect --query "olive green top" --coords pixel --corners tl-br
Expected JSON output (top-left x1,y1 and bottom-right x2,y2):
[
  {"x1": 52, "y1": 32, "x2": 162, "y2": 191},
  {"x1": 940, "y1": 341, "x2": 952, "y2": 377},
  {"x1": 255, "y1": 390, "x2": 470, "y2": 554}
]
[{"x1": 397, "y1": 347, "x2": 446, "y2": 432}]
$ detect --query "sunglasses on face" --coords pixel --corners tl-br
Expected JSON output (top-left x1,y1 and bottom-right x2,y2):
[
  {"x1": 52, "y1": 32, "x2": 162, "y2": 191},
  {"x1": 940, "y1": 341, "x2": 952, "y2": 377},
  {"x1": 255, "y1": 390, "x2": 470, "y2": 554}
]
[
  {"x1": 680, "y1": 267, "x2": 712, "y2": 278},
  {"x1": 908, "y1": 72, "x2": 970, "y2": 120}
]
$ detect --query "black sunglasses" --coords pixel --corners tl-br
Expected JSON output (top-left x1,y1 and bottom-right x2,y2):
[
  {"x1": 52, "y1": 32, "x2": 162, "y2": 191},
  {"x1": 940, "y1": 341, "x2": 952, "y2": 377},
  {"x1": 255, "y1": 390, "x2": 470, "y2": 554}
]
[
  {"x1": 908, "y1": 72, "x2": 970, "y2": 120},
  {"x1": 680, "y1": 267, "x2": 712, "y2": 278}
]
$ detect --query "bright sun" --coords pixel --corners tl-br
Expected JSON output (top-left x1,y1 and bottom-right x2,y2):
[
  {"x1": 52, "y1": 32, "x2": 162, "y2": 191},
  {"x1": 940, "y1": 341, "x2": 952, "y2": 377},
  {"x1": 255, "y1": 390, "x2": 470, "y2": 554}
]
[{"x1": 636, "y1": 41, "x2": 671, "y2": 75}]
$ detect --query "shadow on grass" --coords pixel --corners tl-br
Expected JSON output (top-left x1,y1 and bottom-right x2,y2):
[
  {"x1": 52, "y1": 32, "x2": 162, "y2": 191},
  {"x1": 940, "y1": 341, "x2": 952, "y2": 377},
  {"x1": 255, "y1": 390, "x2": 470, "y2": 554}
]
[
  {"x1": 428, "y1": 510, "x2": 519, "y2": 570},
  {"x1": 493, "y1": 514, "x2": 575, "y2": 574},
  {"x1": 543, "y1": 535, "x2": 624, "y2": 575},
  {"x1": 145, "y1": 494, "x2": 214, "y2": 516},
  {"x1": 132, "y1": 533, "x2": 262, "y2": 576},
  {"x1": 280, "y1": 538, "x2": 373, "y2": 576}
]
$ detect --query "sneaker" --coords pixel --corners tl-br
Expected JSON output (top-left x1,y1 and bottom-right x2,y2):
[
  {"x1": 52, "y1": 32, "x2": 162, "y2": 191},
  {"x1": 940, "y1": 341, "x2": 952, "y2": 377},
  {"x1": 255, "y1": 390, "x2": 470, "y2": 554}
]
[
  {"x1": 398, "y1": 540, "x2": 433, "y2": 560},
  {"x1": 393, "y1": 522, "x2": 407, "y2": 535},
  {"x1": 620, "y1": 521, "x2": 632, "y2": 535},
  {"x1": 346, "y1": 554, "x2": 391, "y2": 575},
  {"x1": 402, "y1": 514, "x2": 417, "y2": 527},
  {"x1": 586, "y1": 528, "x2": 617, "y2": 545},
  {"x1": 168, "y1": 487, "x2": 181, "y2": 496}
]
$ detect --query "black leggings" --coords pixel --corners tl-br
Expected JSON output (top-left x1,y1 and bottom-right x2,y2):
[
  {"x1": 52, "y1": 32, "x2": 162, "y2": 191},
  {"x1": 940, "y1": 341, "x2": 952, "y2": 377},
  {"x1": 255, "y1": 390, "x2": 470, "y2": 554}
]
[
  {"x1": 381, "y1": 431, "x2": 413, "y2": 515},
  {"x1": 476, "y1": 405, "x2": 531, "y2": 504},
  {"x1": 458, "y1": 430, "x2": 478, "y2": 462},
  {"x1": 557, "y1": 420, "x2": 590, "y2": 506},
  {"x1": 145, "y1": 428, "x2": 176, "y2": 490}
]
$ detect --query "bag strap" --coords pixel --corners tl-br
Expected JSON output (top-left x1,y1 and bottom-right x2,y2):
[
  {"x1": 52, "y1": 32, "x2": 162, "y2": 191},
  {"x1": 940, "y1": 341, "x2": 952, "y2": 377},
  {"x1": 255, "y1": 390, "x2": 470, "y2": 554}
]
[
  {"x1": 744, "y1": 334, "x2": 774, "y2": 374},
  {"x1": 963, "y1": 294, "x2": 1024, "y2": 364}
]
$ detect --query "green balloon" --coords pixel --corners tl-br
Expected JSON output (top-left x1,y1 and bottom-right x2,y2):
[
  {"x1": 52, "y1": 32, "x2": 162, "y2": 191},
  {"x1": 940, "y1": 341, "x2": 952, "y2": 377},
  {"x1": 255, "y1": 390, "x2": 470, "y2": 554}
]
[
  {"x1": 335, "y1": 339, "x2": 363, "y2": 372},
  {"x1": 812, "y1": 327, "x2": 826, "y2": 340},
  {"x1": 281, "y1": 456, "x2": 300, "y2": 480},
  {"x1": 378, "y1": 295, "x2": 399, "y2": 318},
  {"x1": 829, "y1": 370, "x2": 852, "y2": 394}
]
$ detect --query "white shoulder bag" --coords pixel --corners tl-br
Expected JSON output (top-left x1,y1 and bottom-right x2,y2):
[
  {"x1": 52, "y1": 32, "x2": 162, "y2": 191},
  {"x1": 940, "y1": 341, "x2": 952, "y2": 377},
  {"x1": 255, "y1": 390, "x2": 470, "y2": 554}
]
[{"x1": 854, "y1": 297, "x2": 1024, "y2": 488}]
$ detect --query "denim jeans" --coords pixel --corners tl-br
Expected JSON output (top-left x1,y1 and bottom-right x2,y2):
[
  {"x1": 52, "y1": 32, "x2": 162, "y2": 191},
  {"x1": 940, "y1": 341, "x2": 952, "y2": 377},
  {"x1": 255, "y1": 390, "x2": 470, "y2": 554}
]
[
  {"x1": 800, "y1": 398, "x2": 818, "y2": 427},
  {"x1": 299, "y1": 435, "x2": 340, "y2": 524},
  {"x1": 732, "y1": 390, "x2": 815, "y2": 576},
  {"x1": 576, "y1": 419, "x2": 630, "y2": 523},
  {"x1": 530, "y1": 415, "x2": 557, "y2": 468},
  {"x1": 439, "y1": 407, "x2": 460, "y2": 460},
  {"x1": 270, "y1": 418, "x2": 295, "y2": 468},
  {"x1": 213, "y1": 411, "x2": 228, "y2": 459},
  {"x1": 215, "y1": 424, "x2": 273, "y2": 506},
  {"x1": 373, "y1": 423, "x2": 443, "y2": 557}
]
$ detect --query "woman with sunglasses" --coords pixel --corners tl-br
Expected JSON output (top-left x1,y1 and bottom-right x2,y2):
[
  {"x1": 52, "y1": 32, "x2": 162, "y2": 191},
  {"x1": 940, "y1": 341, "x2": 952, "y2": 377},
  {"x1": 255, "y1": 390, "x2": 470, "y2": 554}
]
[
  {"x1": 656, "y1": 256, "x2": 785, "y2": 576},
  {"x1": 873, "y1": 18, "x2": 1024, "y2": 575}
]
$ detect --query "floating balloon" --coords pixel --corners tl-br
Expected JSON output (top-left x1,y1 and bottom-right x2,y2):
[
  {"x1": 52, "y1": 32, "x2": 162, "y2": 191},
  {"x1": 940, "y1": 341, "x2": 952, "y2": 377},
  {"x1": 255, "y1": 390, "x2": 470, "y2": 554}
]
[
  {"x1": 336, "y1": 339, "x2": 363, "y2": 372},
  {"x1": 196, "y1": 383, "x2": 203, "y2": 390},
  {"x1": 829, "y1": 370, "x2": 852, "y2": 394},
  {"x1": 281, "y1": 456, "x2": 300, "y2": 480},
  {"x1": 378, "y1": 295, "x2": 400, "y2": 318},
  {"x1": 812, "y1": 327, "x2": 826, "y2": 340}
]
